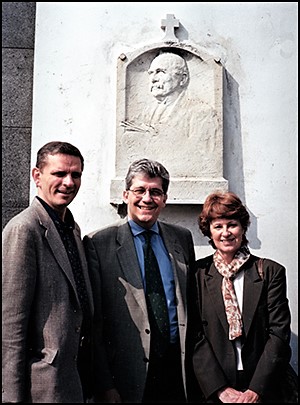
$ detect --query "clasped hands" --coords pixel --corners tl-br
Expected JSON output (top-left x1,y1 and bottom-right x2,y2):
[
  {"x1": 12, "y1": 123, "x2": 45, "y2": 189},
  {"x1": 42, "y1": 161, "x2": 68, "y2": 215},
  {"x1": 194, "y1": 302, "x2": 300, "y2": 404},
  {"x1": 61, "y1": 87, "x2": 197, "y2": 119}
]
[{"x1": 218, "y1": 387, "x2": 260, "y2": 403}]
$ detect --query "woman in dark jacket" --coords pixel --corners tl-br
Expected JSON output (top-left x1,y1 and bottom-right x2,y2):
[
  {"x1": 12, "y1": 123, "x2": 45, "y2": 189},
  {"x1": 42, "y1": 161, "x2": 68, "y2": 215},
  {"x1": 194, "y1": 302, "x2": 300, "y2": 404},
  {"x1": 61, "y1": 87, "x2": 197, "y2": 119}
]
[{"x1": 189, "y1": 191, "x2": 292, "y2": 403}]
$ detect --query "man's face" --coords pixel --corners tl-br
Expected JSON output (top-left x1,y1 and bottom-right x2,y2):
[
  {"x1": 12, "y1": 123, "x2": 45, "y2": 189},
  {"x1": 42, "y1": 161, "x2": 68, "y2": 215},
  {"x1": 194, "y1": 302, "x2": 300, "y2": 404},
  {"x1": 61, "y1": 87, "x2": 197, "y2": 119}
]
[
  {"x1": 123, "y1": 174, "x2": 167, "y2": 229},
  {"x1": 148, "y1": 55, "x2": 184, "y2": 100},
  {"x1": 32, "y1": 153, "x2": 82, "y2": 216}
]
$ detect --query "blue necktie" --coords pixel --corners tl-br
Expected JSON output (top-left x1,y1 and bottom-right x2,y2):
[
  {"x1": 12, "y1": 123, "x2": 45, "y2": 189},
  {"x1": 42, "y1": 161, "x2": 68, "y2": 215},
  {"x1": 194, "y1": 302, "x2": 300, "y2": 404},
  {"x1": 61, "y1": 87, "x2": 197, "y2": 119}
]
[{"x1": 143, "y1": 231, "x2": 170, "y2": 357}]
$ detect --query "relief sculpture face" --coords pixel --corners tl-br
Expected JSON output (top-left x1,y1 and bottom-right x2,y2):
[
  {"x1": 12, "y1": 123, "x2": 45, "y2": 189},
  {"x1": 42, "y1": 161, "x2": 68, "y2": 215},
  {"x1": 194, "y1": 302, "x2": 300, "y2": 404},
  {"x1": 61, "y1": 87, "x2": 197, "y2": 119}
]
[{"x1": 147, "y1": 53, "x2": 189, "y2": 102}]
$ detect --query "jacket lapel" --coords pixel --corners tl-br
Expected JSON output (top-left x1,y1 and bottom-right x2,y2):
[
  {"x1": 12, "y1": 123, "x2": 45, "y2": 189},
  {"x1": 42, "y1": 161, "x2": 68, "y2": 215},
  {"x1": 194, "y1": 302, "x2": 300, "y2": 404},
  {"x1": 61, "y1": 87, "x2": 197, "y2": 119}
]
[
  {"x1": 242, "y1": 261, "x2": 264, "y2": 336},
  {"x1": 74, "y1": 224, "x2": 94, "y2": 314},
  {"x1": 205, "y1": 263, "x2": 230, "y2": 336},
  {"x1": 116, "y1": 221, "x2": 148, "y2": 317},
  {"x1": 157, "y1": 222, "x2": 187, "y2": 310},
  {"x1": 204, "y1": 258, "x2": 264, "y2": 338},
  {"x1": 34, "y1": 198, "x2": 81, "y2": 303}
]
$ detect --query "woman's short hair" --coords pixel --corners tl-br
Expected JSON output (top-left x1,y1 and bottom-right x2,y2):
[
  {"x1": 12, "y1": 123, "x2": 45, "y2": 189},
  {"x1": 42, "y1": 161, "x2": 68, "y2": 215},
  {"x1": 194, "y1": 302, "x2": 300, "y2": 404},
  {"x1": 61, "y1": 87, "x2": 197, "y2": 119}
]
[{"x1": 198, "y1": 191, "x2": 250, "y2": 248}]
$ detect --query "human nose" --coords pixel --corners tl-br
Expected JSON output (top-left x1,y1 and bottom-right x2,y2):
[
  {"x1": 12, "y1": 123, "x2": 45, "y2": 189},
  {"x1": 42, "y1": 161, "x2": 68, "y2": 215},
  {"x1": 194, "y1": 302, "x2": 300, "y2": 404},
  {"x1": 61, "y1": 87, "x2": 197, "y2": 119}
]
[
  {"x1": 142, "y1": 189, "x2": 153, "y2": 201},
  {"x1": 151, "y1": 75, "x2": 158, "y2": 83},
  {"x1": 63, "y1": 174, "x2": 75, "y2": 187},
  {"x1": 222, "y1": 226, "x2": 231, "y2": 236}
]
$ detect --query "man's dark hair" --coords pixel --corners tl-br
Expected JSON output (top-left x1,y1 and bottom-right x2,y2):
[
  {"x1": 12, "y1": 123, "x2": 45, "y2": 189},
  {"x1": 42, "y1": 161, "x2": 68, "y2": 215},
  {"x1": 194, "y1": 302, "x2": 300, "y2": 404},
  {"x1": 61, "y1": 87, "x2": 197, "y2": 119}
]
[{"x1": 35, "y1": 141, "x2": 84, "y2": 171}]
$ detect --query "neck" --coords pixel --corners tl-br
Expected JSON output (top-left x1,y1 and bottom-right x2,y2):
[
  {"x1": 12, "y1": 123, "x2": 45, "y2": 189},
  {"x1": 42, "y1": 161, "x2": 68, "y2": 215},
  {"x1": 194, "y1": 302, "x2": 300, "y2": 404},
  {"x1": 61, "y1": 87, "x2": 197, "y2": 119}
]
[{"x1": 219, "y1": 251, "x2": 235, "y2": 264}]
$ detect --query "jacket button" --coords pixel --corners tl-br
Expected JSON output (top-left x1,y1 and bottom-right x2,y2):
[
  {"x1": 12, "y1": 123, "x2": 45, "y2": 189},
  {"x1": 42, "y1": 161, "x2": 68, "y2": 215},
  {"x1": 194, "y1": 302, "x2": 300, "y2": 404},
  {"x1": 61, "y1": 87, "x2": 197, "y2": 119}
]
[{"x1": 145, "y1": 329, "x2": 150, "y2": 334}]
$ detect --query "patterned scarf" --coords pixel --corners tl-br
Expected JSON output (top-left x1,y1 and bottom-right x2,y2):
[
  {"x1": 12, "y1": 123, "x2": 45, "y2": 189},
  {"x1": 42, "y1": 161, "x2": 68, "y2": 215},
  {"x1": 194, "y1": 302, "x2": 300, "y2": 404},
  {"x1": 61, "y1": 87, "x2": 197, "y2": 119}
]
[{"x1": 214, "y1": 247, "x2": 250, "y2": 340}]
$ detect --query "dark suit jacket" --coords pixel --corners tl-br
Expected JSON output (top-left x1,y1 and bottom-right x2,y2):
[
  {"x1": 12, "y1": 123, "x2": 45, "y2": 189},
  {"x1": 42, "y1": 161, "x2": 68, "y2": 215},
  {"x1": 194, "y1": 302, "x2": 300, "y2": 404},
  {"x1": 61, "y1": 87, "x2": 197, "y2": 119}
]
[
  {"x1": 83, "y1": 218, "x2": 195, "y2": 403},
  {"x1": 191, "y1": 254, "x2": 292, "y2": 402},
  {"x1": 2, "y1": 197, "x2": 94, "y2": 403}
]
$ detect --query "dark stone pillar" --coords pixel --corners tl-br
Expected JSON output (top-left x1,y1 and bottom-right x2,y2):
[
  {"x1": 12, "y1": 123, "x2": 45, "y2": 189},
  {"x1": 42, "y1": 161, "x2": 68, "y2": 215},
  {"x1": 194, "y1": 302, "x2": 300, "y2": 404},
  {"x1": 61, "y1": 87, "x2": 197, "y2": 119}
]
[{"x1": 2, "y1": 2, "x2": 36, "y2": 228}]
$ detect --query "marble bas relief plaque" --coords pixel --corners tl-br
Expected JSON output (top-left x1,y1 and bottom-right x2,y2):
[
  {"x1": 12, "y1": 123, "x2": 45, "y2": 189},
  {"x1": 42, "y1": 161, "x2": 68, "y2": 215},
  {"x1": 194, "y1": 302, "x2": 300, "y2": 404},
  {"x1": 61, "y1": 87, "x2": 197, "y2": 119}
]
[{"x1": 111, "y1": 14, "x2": 228, "y2": 204}]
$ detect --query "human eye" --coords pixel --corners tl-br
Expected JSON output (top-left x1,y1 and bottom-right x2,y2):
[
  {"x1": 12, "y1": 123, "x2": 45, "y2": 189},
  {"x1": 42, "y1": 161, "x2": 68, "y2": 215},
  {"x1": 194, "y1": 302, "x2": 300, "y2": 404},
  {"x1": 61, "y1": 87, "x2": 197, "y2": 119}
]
[
  {"x1": 54, "y1": 171, "x2": 66, "y2": 177},
  {"x1": 228, "y1": 221, "x2": 238, "y2": 228},
  {"x1": 151, "y1": 189, "x2": 163, "y2": 197},
  {"x1": 133, "y1": 188, "x2": 145, "y2": 196},
  {"x1": 72, "y1": 172, "x2": 82, "y2": 179},
  {"x1": 230, "y1": 223, "x2": 237, "y2": 228}
]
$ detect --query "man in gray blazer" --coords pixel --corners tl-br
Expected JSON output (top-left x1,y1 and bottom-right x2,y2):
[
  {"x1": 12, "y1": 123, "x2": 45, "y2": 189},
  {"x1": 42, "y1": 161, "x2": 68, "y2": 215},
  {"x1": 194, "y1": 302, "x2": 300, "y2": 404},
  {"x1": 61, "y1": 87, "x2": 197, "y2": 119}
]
[
  {"x1": 84, "y1": 158, "x2": 196, "y2": 403},
  {"x1": 2, "y1": 141, "x2": 94, "y2": 403}
]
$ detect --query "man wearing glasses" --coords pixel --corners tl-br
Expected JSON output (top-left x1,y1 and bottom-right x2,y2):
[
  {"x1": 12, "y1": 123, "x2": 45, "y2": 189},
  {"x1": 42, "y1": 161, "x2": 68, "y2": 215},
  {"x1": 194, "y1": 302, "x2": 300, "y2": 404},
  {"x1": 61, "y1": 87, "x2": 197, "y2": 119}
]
[{"x1": 83, "y1": 158, "x2": 196, "y2": 403}]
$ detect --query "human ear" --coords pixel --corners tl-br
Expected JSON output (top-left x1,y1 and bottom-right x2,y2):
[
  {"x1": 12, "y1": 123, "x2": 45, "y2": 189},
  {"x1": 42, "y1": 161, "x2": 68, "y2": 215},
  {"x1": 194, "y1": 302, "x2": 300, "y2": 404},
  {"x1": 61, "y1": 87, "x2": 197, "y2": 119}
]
[{"x1": 32, "y1": 167, "x2": 41, "y2": 187}]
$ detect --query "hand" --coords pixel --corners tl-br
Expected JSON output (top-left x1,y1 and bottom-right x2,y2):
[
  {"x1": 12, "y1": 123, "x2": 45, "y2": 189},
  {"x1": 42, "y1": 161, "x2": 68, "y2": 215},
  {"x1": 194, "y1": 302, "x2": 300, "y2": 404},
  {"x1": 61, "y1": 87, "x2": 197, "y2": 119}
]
[
  {"x1": 236, "y1": 389, "x2": 260, "y2": 403},
  {"x1": 92, "y1": 388, "x2": 122, "y2": 403},
  {"x1": 103, "y1": 388, "x2": 122, "y2": 403},
  {"x1": 218, "y1": 387, "x2": 260, "y2": 403},
  {"x1": 218, "y1": 387, "x2": 243, "y2": 403}
]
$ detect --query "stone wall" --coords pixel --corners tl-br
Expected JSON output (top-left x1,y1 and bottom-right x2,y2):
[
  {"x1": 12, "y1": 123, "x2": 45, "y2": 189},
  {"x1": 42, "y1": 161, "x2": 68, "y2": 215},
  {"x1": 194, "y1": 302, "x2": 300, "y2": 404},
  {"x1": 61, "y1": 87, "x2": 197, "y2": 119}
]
[{"x1": 2, "y1": 2, "x2": 36, "y2": 228}]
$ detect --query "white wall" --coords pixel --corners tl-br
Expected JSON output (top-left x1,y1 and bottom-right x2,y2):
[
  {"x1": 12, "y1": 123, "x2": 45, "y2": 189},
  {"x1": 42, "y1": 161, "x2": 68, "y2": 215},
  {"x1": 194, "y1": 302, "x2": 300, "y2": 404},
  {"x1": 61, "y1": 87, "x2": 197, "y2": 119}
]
[{"x1": 31, "y1": 2, "x2": 298, "y2": 369}]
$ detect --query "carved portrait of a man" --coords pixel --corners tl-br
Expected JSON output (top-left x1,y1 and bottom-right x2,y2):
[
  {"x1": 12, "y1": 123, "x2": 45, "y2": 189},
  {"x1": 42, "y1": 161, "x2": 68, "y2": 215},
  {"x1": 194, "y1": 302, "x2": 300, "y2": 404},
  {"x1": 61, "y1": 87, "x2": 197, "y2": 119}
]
[{"x1": 118, "y1": 49, "x2": 222, "y2": 178}]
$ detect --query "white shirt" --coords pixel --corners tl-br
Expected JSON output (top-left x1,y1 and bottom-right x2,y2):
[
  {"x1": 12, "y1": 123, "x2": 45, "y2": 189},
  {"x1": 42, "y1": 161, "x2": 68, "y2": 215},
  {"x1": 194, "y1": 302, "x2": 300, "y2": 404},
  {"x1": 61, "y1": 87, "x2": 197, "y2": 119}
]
[{"x1": 233, "y1": 270, "x2": 244, "y2": 370}]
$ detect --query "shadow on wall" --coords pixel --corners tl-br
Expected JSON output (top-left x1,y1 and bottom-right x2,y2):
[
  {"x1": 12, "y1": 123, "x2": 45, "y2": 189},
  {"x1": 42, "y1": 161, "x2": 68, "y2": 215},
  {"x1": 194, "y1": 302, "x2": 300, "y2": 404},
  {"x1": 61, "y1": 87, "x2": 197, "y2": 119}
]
[
  {"x1": 291, "y1": 332, "x2": 298, "y2": 375},
  {"x1": 223, "y1": 69, "x2": 261, "y2": 250}
]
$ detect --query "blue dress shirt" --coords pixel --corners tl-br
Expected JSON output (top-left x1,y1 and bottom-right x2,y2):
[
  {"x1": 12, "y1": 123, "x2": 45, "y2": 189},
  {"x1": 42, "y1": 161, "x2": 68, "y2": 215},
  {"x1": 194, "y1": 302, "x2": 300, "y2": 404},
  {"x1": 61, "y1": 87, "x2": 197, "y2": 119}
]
[{"x1": 128, "y1": 220, "x2": 179, "y2": 343}]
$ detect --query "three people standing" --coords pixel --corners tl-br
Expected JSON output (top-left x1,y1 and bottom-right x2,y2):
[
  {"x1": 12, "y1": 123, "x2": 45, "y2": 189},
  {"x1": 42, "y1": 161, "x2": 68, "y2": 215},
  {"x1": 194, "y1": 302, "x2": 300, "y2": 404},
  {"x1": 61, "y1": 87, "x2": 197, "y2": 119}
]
[{"x1": 2, "y1": 142, "x2": 295, "y2": 404}]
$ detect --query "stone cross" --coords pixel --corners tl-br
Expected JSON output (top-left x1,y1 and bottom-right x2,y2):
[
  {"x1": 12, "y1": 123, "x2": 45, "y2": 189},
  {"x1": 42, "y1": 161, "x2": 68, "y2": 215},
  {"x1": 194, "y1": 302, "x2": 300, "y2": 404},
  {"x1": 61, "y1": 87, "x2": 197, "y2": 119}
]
[{"x1": 161, "y1": 14, "x2": 179, "y2": 42}]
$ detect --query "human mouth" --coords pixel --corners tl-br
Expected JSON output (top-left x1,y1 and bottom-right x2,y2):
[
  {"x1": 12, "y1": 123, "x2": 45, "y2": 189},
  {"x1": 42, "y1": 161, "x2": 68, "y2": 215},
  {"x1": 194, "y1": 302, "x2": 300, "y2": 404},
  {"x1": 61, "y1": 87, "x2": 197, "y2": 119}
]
[
  {"x1": 221, "y1": 238, "x2": 235, "y2": 243},
  {"x1": 151, "y1": 85, "x2": 163, "y2": 91},
  {"x1": 57, "y1": 190, "x2": 74, "y2": 195},
  {"x1": 138, "y1": 205, "x2": 155, "y2": 211}
]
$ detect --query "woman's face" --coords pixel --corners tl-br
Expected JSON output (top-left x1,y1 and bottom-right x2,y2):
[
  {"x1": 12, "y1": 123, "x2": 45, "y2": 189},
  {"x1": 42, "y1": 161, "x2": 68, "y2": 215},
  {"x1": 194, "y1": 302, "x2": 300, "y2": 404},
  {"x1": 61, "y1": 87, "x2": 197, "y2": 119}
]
[{"x1": 210, "y1": 217, "x2": 244, "y2": 262}]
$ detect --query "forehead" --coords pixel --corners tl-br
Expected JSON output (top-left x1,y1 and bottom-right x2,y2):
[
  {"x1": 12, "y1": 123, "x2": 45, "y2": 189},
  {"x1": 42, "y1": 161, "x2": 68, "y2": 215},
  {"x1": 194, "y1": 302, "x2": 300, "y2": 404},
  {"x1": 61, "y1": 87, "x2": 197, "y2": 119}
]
[
  {"x1": 150, "y1": 55, "x2": 181, "y2": 71},
  {"x1": 131, "y1": 174, "x2": 163, "y2": 188},
  {"x1": 210, "y1": 218, "x2": 239, "y2": 225},
  {"x1": 44, "y1": 153, "x2": 82, "y2": 169}
]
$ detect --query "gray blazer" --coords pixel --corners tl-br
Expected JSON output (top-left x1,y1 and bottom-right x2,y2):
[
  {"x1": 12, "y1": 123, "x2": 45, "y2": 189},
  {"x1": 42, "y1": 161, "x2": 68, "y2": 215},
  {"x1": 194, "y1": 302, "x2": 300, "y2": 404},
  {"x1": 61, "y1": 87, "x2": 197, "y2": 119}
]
[
  {"x1": 83, "y1": 218, "x2": 195, "y2": 403},
  {"x1": 2, "y1": 197, "x2": 94, "y2": 403}
]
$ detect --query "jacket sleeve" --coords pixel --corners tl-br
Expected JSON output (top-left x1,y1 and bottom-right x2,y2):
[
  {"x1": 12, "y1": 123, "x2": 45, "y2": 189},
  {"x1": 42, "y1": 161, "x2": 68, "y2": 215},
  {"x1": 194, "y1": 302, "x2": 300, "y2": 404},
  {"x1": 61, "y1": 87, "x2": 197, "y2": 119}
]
[
  {"x1": 248, "y1": 259, "x2": 292, "y2": 398},
  {"x1": 83, "y1": 234, "x2": 115, "y2": 397},
  {"x1": 2, "y1": 220, "x2": 37, "y2": 403},
  {"x1": 190, "y1": 263, "x2": 229, "y2": 399}
]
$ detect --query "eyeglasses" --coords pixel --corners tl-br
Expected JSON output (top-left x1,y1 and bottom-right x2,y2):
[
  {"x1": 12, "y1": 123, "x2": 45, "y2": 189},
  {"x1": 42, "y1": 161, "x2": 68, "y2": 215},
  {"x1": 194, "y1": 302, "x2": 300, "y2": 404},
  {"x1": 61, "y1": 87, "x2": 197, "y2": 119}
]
[{"x1": 128, "y1": 187, "x2": 164, "y2": 198}]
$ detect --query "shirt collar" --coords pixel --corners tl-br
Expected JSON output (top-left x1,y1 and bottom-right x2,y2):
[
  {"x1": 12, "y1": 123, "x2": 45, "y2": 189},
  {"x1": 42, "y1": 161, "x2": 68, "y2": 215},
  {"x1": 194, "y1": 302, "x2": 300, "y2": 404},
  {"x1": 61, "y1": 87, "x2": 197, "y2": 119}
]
[
  {"x1": 36, "y1": 196, "x2": 75, "y2": 229},
  {"x1": 128, "y1": 219, "x2": 159, "y2": 237}
]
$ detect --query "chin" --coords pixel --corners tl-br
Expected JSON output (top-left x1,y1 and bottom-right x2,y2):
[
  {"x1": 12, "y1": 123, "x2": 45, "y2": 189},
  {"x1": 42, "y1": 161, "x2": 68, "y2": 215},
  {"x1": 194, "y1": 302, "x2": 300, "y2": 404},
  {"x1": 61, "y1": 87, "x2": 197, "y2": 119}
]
[{"x1": 139, "y1": 215, "x2": 154, "y2": 222}]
